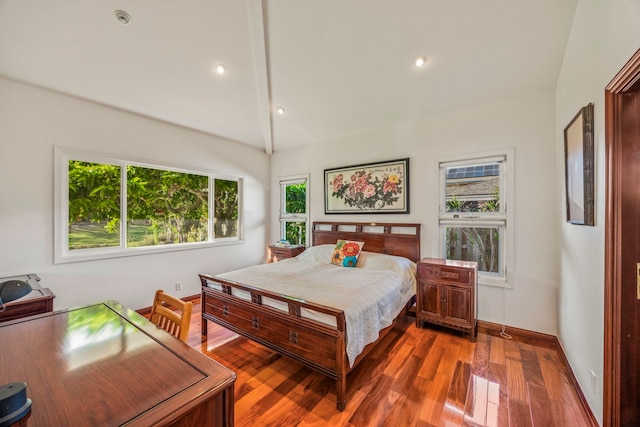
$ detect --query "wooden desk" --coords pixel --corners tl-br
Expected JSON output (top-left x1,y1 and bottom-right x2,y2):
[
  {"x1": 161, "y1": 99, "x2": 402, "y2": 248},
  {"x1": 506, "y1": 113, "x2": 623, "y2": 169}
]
[{"x1": 0, "y1": 300, "x2": 235, "y2": 426}]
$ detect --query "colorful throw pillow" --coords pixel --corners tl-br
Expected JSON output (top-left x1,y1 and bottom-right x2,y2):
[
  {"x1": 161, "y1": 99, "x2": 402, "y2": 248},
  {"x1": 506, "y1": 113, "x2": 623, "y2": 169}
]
[{"x1": 330, "y1": 240, "x2": 365, "y2": 267}]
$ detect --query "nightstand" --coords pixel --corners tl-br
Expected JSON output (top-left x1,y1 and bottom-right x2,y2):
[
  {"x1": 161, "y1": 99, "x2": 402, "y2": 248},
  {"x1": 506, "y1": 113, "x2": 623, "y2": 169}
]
[
  {"x1": 416, "y1": 257, "x2": 478, "y2": 342},
  {"x1": 268, "y1": 245, "x2": 305, "y2": 262}
]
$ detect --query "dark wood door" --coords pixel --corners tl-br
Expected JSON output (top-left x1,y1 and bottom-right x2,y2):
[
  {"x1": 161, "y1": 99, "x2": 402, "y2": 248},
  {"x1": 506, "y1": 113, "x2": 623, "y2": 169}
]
[
  {"x1": 605, "y1": 48, "x2": 640, "y2": 426},
  {"x1": 617, "y1": 88, "x2": 640, "y2": 425}
]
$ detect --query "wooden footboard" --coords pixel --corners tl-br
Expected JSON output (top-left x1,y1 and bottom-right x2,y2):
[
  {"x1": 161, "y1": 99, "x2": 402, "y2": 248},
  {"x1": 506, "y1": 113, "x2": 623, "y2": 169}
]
[
  {"x1": 199, "y1": 273, "x2": 351, "y2": 409},
  {"x1": 200, "y1": 272, "x2": 416, "y2": 410}
]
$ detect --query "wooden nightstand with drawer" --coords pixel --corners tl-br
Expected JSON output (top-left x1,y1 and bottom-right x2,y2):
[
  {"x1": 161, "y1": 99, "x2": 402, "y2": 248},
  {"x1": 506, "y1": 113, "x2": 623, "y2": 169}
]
[
  {"x1": 268, "y1": 245, "x2": 305, "y2": 263},
  {"x1": 416, "y1": 258, "x2": 478, "y2": 342}
]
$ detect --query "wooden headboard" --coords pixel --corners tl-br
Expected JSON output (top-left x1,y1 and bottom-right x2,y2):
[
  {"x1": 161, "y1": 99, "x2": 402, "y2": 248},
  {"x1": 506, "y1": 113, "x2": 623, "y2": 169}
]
[{"x1": 312, "y1": 221, "x2": 421, "y2": 262}]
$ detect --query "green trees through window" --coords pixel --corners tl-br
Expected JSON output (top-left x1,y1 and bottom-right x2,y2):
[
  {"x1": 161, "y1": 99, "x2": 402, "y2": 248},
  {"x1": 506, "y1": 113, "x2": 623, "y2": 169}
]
[
  {"x1": 279, "y1": 177, "x2": 309, "y2": 246},
  {"x1": 284, "y1": 183, "x2": 306, "y2": 245},
  {"x1": 68, "y1": 161, "x2": 122, "y2": 249},
  {"x1": 67, "y1": 160, "x2": 239, "y2": 251}
]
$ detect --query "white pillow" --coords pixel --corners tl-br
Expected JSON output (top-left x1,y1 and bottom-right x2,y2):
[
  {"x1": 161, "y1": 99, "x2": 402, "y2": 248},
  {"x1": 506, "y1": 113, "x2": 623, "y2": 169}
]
[
  {"x1": 355, "y1": 251, "x2": 417, "y2": 282},
  {"x1": 295, "y1": 244, "x2": 335, "y2": 262},
  {"x1": 297, "y1": 246, "x2": 416, "y2": 279}
]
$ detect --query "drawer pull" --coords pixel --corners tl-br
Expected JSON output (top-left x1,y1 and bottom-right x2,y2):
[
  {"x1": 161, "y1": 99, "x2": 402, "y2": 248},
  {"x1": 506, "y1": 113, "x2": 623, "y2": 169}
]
[
  {"x1": 222, "y1": 305, "x2": 229, "y2": 317},
  {"x1": 252, "y1": 316, "x2": 259, "y2": 329},
  {"x1": 440, "y1": 271, "x2": 459, "y2": 279},
  {"x1": 289, "y1": 331, "x2": 298, "y2": 344}
]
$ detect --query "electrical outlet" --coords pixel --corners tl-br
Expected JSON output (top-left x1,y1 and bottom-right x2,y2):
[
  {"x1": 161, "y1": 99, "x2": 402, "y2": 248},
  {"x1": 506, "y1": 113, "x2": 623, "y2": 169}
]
[
  {"x1": 590, "y1": 370, "x2": 596, "y2": 394},
  {"x1": 175, "y1": 281, "x2": 182, "y2": 291}
]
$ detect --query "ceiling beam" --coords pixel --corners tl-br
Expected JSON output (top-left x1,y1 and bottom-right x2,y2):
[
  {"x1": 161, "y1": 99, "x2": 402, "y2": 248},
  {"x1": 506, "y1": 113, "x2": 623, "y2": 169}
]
[{"x1": 248, "y1": 0, "x2": 273, "y2": 155}]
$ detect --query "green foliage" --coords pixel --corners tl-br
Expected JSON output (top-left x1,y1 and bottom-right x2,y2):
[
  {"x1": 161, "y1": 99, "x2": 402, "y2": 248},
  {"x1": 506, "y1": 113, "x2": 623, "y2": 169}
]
[
  {"x1": 127, "y1": 166, "x2": 209, "y2": 244},
  {"x1": 446, "y1": 196, "x2": 463, "y2": 212},
  {"x1": 282, "y1": 183, "x2": 307, "y2": 245},
  {"x1": 68, "y1": 161, "x2": 121, "y2": 223},
  {"x1": 479, "y1": 189, "x2": 500, "y2": 212},
  {"x1": 285, "y1": 183, "x2": 306, "y2": 213},
  {"x1": 285, "y1": 221, "x2": 306, "y2": 246},
  {"x1": 214, "y1": 179, "x2": 238, "y2": 238},
  {"x1": 68, "y1": 161, "x2": 239, "y2": 248},
  {"x1": 446, "y1": 190, "x2": 500, "y2": 213}
]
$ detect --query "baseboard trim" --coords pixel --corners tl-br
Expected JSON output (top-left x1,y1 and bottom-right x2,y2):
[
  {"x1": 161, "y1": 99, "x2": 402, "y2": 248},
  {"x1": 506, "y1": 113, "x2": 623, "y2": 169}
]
[
  {"x1": 136, "y1": 293, "x2": 200, "y2": 316},
  {"x1": 477, "y1": 320, "x2": 599, "y2": 426},
  {"x1": 477, "y1": 320, "x2": 557, "y2": 345},
  {"x1": 554, "y1": 339, "x2": 601, "y2": 427}
]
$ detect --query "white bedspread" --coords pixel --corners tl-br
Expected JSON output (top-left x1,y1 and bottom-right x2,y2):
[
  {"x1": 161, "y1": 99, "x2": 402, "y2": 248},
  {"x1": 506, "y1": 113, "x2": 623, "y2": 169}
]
[{"x1": 216, "y1": 253, "x2": 416, "y2": 367}]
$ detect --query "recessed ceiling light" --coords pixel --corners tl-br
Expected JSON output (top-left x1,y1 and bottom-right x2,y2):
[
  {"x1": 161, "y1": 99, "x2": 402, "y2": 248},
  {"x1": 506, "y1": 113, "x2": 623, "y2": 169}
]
[
  {"x1": 114, "y1": 10, "x2": 132, "y2": 25},
  {"x1": 276, "y1": 107, "x2": 286, "y2": 115},
  {"x1": 415, "y1": 56, "x2": 427, "y2": 67},
  {"x1": 214, "y1": 64, "x2": 226, "y2": 75}
]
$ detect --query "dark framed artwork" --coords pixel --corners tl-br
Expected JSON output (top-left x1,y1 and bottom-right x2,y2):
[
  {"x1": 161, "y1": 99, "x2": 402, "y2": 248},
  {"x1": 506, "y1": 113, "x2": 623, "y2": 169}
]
[
  {"x1": 324, "y1": 158, "x2": 409, "y2": 214},
  {"x1": 564, "y1": 103, "x2": 595, "y2": 225}
]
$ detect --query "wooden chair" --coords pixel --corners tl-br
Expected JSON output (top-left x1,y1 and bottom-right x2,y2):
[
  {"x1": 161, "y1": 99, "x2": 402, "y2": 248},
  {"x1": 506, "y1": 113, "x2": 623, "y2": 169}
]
[{"x1": 149, "y1": 289, "x2": 193, "y2": 343}]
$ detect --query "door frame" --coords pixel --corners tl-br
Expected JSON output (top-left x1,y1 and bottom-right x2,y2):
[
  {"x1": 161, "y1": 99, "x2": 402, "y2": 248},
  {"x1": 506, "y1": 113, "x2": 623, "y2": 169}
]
[{"x1": 604, "y1": 48, "x2": 640, "y2": 426}]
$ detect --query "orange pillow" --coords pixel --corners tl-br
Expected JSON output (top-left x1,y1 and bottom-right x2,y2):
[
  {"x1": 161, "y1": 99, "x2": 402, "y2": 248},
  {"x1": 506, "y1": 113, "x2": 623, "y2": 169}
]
[{"x1": 330, "y1": 240, "x2": 365, "y2": 267}]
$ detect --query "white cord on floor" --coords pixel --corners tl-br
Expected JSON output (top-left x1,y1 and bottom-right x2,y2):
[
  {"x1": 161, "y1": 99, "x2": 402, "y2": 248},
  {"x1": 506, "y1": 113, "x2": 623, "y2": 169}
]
[
  {"x1": 500, "y1": 324, "x2": 512, "y2": 340},
  {"x1": 499, "y1": 277, "x2": 512, "y2": 339}
]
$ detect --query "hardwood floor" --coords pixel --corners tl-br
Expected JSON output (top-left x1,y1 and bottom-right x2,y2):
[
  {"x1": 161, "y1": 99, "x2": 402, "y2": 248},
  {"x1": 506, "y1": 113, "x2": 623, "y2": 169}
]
[{"x1": 185, "y1": 301, "x2": 594, "y2": 426}]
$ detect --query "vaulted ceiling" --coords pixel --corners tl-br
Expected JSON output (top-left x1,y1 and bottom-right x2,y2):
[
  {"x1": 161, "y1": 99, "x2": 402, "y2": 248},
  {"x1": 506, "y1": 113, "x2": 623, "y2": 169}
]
[{"x1": 0, "y1": 0, "x2": 577, "y2": 153}]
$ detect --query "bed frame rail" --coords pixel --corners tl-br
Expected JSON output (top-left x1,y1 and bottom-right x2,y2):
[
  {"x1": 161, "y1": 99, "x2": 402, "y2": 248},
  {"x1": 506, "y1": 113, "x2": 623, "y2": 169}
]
[{"x1": 199, "y1": 272, "x2": 350, "y2": 408}]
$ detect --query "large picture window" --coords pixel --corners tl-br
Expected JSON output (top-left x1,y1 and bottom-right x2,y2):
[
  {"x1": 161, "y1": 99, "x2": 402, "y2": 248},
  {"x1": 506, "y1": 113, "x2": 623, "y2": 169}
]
[
  {"x1": 439, "y1": 151, "x2": 513, "y2": 286},
  {"x1": 279, "y1": 175, "x2": 309, "y2": 246},
  {"x1": 56, "y1": 148, "x2": 241, "y2": 263}
]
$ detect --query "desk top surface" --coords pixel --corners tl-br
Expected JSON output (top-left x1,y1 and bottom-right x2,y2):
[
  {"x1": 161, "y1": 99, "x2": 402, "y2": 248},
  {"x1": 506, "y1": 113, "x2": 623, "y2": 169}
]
[{"x1": 0, "y1": 300, "x2": 235, "y2": 426}]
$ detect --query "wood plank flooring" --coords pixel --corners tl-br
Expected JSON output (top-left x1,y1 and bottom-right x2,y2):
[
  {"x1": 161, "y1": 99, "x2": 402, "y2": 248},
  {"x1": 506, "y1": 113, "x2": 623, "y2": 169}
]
[{"x1": 184, "y1": 301, "x2": 594, "y2": 426}]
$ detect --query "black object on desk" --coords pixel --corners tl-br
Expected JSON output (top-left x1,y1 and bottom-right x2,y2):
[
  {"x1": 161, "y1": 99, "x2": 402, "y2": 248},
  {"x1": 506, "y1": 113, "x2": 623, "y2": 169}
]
[
  {"x1": 0, "y1": 281, "x2": 32, "y2": 307},
  {"x1": 0, "y1": 382, "x2": 31, "y2": 427}
]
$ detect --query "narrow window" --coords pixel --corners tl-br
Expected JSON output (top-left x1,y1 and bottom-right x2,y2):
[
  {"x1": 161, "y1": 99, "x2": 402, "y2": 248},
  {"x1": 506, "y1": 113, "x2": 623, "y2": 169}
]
[
  {"x1": 279, "y1": 175, "x2": 309, "y2": 246},
  {"x1": 214, "y1": 179, "x2": 239, "y2": 238},
  {"x1": 439, "y1": 152, "x2": 512, "y2": 286}
]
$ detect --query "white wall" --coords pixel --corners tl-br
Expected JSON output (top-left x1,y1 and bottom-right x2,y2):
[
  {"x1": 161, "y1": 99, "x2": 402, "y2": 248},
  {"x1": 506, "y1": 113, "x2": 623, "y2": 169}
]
[
  {"x1": 0, "y1": 77, "x2": 270, "y2": 310},
  {"x1": 555, "y1": 0, "x2": 640, "y2": 423},
  {"x1": 271, "y1": 90, "x2": 558, "y2": 335}
]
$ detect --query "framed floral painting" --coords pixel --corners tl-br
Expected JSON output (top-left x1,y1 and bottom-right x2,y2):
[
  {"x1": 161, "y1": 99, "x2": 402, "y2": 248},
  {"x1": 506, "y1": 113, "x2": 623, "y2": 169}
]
[{"x1": 324, "y1": 158, "x2": 410, "y2": 214}]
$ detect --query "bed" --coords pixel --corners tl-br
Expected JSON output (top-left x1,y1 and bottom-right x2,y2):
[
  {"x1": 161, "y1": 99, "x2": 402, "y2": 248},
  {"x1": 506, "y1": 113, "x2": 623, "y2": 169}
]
[{"x1": 199, "y1": 221, "x2": 421, "y2": 410}]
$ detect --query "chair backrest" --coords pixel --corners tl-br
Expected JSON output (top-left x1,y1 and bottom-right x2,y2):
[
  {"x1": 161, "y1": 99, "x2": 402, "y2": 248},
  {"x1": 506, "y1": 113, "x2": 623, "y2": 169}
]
[{"x1": 149, "y1": 289, "x2": 193, "y2": 343}]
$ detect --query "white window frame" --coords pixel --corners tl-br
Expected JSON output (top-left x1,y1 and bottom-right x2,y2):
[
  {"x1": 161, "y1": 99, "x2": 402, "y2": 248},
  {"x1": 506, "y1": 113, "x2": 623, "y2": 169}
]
[
  {"x1": 54, "y1": 146, "x2": 243, "y2": 264},
  {"x1": 279, "y1": 174, "x2": 310, "y2": 247},
  {"x1": 438, "y1": 149, "x2": 514, "y2": 288}
]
